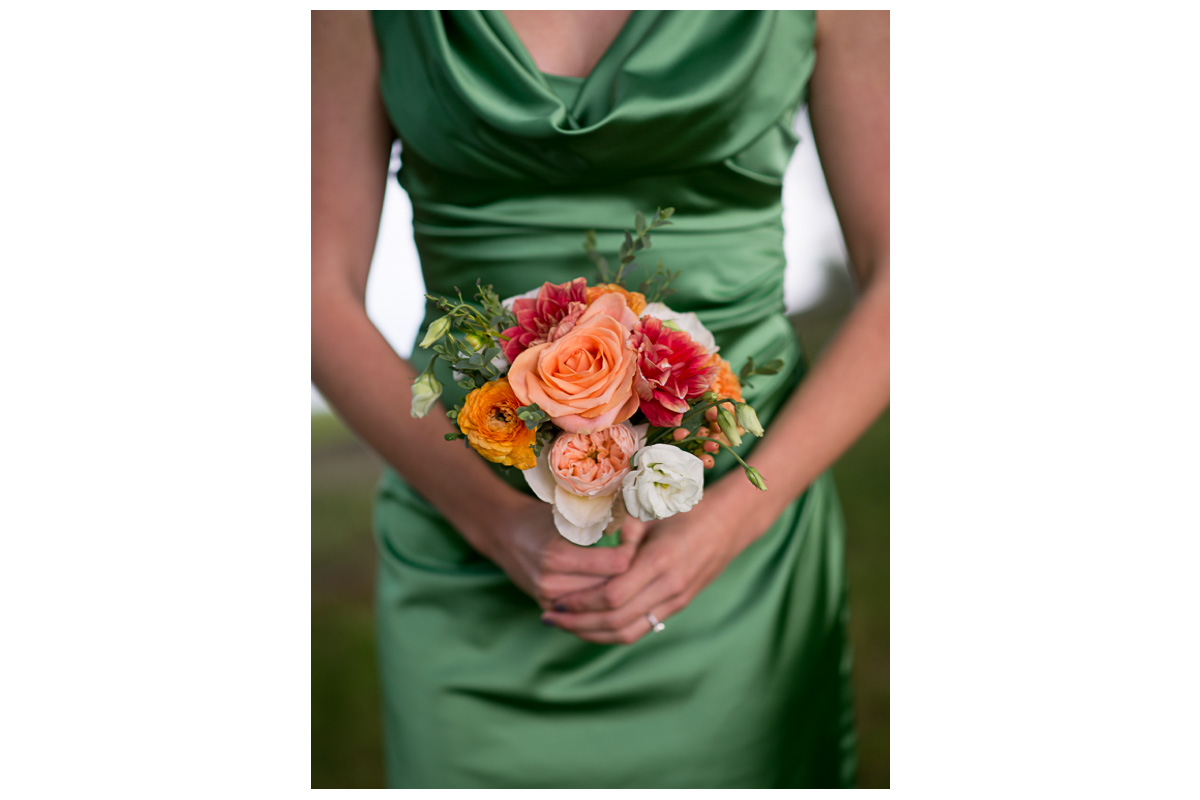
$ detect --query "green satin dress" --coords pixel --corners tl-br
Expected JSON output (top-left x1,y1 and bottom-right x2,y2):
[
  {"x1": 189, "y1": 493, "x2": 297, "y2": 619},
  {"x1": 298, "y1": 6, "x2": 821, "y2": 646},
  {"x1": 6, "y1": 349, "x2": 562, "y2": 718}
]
[{"x1": 369, "y1": 10, "x2": 856, "y2": 788}]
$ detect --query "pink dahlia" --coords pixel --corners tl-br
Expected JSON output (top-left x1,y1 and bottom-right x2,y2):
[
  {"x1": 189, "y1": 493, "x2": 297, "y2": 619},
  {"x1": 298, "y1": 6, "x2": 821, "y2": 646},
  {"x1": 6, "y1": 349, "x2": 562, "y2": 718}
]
[
  {"x1": 501, "y1": 278, "x2": 589, "y2": 362},
  {"x1": 631, "y1": 316, "x2": 719, "y2": 427}
]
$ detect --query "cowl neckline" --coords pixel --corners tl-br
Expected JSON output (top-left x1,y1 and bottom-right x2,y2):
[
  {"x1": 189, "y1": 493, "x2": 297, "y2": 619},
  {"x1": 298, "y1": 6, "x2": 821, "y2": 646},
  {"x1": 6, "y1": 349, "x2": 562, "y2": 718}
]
[
  {"x1": 482, "y1": 10, "x2": 658, "y2": 124},
  {"x1": 374, "y1": 11, "x2": 815, "y2": 184}
]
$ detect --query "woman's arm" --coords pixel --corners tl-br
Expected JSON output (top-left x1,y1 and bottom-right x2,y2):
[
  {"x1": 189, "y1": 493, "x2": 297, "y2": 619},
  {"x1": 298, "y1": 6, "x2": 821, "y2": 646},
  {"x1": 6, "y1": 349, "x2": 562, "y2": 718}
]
[
  {"x1": 311, "y1": 11, "x2": 634, "y2": 605},
  {"x1": 542, "y1": 10, "x2": 890, "y2": 643}
]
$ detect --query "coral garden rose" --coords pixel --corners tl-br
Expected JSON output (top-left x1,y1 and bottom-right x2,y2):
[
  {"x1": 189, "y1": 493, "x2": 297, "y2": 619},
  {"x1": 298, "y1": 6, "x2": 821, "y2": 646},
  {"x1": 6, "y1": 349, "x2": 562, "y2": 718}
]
[
  {"x1": 507, "y1": 293, "x2": 640, "y2": 434},
  {"x1": 457, "y1": 377, "x2": 538, "y2": 470},
  {"x1": 631, "y1": 316, "x2": 719, "y2": 428},
  {"x1": 586, "y1": 283, "x2": 647, "y2": 315},
  {"x1": 549, "y1": 421, "x2": 641, "y2": 497},
  {"x1": 524, "y1": 422, "x2": 647, "y2": 545}
]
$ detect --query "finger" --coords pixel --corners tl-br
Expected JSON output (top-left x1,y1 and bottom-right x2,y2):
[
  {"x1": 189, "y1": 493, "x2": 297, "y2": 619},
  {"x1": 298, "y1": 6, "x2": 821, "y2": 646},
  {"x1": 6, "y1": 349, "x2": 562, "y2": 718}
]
[
  {"x1": 616, "y1": 515, "x2": 652, "y2": 549},
  {"x1": 550, "y1": 539, "x2": 667, "y2": 614},
  {"x1": 571, "y1": 594, "x2": 688, "y2": 645},
  {"x1": 541, "y1": 572, "x2": 680, "y2": 633},
  {"x1": 535, "y1": 572, "x2": 610, "y2": 609},
  {"x1": 541, "y1": 539, "x2": 633, "y2": 576}
]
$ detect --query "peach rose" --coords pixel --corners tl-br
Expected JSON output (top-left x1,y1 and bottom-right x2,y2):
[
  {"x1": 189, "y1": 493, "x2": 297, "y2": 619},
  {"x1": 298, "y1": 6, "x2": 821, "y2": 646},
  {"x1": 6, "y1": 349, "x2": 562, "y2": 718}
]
[
  {"x1": 507, "y1": 293, "x2": 640, "y2": 434},
  {"x1": 457, "y1": 378, "x2": 538, "y2": 470},
  {"x1": 586, "y1": 283, "x2": 647, "y2": 315}
]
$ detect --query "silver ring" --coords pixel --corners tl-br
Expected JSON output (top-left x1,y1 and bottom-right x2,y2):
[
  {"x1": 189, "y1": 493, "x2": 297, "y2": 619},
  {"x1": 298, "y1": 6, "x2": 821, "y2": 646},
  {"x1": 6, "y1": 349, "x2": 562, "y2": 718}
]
[{"x1": 646, "y1": 613, "x2": 666, "y2": 633}]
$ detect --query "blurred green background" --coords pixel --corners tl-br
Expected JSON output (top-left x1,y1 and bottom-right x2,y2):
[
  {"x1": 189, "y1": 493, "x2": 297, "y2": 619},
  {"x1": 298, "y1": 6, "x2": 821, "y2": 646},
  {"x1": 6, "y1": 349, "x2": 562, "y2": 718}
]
[{"x1": 311, "y1": 299, "x2": 889, "y2": 788}]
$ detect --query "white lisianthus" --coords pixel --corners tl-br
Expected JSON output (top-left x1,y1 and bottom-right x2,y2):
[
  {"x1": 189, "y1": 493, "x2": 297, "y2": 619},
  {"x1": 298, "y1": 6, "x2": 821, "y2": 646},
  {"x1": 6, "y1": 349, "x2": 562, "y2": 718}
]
[
  {"x1": 640, "y1": 302, "x2": 718, "y2": 355},
  {"x1": 410, "y1": 370, "x2": 442, "y2": 418},
  {"x1": 621, "y1": 443, "x2": 705, "y2": 522}
]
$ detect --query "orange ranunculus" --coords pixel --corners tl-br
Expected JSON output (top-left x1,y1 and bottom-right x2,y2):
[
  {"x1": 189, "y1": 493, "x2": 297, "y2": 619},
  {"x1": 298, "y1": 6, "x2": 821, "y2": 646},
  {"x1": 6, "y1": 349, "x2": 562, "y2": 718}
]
[
  {"x1": 706, "y1": 355, "x2": 744, "y2": 404},
  {"x1": 586, "y1": 283, "x2": 647, "y2": 315},
  {"x1": 457, "y1": 377, "x2": 538, "y2": 470},
  {"x1": 507, "y1": 294, "x2": 640, "y2": 434}
]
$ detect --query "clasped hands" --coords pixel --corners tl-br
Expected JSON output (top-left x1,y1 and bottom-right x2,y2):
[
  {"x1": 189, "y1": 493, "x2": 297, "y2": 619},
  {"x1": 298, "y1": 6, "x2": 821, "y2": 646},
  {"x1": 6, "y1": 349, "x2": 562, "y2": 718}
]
[{"x1": 488, "y1": 483, "x2": 755, "y2": 645}]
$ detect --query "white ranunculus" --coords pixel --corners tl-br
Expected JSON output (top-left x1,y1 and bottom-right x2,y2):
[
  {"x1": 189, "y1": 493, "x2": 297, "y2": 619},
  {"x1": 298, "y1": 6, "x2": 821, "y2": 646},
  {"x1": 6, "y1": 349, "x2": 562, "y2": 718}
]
[
  {"x1": 524, "y1": 424, "x2": 649, "y2": 545},
  {"x1": 621, "y1": 443, "x2": 705, "y2": 522},
  {"x1": 640, "y1": 302, "x2": 718, "y2": 355}
]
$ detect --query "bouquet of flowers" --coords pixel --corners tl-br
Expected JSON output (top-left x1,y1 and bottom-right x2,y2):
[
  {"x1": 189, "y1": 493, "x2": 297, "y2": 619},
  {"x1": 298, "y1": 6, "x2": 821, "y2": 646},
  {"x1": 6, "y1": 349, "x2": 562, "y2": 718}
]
[{"x1": 410, "y1": 208, "x2": 782, "y2": 545}]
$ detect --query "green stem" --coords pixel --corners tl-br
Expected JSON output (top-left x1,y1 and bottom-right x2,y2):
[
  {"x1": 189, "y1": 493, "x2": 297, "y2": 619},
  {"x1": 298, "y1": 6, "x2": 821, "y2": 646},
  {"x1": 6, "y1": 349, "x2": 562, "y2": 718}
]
[{"x1": 646, "y1": 396, "x2": 741, "y2": 446}]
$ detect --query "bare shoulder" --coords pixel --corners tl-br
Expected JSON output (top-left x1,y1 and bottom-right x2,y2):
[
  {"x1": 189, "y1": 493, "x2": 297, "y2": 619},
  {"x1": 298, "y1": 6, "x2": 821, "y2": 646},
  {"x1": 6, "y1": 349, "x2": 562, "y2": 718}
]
[
  {"x1": 815, "y1": 10, "x2": 889, "y2": 51},
  {"x1": 312, "y1": 10, "x2": 378, "y2": 77}
]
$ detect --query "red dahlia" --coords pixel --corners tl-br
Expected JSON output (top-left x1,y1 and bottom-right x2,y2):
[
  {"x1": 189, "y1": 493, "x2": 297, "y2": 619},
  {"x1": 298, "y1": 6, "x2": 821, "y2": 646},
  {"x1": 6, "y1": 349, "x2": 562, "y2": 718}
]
[
  {"x1": 631, "y1": 316, "x2": 719, "y2": 427},
  {"x1": 501, "y1": 278, "x2": 589, "y2": 362}
]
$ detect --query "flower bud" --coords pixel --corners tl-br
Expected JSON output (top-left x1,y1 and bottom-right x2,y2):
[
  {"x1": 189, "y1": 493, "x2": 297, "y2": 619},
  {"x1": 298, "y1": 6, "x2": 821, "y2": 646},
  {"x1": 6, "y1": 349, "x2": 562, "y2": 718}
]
[
  {"x1": 410, "y1": 369, "x2": 442, "y2": 418},
  {"x1": 716, "y1": 405, "x2": 742, "y2": 447},
  {"x1": 464, "y1": 331, "x2": 488, "y2": 351},
  {"x1": 419, "y1": 315, "x2": 452, "y2": 348},
  {"x1": 735, "y1": 403, "x2": 764, "y2": 437},
  {"x1": 745, "y1": 466, "x2": 768, "y2": 491}
]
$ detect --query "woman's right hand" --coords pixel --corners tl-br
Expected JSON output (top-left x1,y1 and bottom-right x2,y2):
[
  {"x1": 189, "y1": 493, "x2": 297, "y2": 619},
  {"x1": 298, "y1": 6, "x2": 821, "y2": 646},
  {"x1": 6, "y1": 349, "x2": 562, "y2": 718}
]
[{"x1": 478, "y1": 496, "x2": 637, "y2": 612}]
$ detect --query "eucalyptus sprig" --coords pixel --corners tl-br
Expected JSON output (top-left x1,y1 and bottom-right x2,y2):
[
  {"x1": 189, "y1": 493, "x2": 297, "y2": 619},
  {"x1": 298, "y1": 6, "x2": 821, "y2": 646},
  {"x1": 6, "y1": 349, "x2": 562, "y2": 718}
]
[
  {"x1": 614, "y1": 206, "x2": 674, "y2": 285},
  {"x1": 419, "y1": 281, "x2": 519, "y2": 393},
  {"x1": 516, "y1": 403, "x2": 549, "y2": 430},
  {"x1": 583, "y1": 207, "x2": 678, "y2": 295},
  {"x1": 639, "y1": 257, "x2": 679, "y2": 305},
  {"x1": 424, "y1": 280, "x2": 516, "y2": 345}
]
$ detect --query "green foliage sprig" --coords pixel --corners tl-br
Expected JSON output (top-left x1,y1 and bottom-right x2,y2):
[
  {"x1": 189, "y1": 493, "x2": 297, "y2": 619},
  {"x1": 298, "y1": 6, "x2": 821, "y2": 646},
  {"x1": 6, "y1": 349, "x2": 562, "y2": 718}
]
[
  {"x1": 583, "y1": 207, "x2": 679, "y2": 302},
  {"x1": 738, "y1": 356, "x2": 785, "y2": 390},
  {"x1": 421, "y1": 281, "x2": 518, "y2": 393}
]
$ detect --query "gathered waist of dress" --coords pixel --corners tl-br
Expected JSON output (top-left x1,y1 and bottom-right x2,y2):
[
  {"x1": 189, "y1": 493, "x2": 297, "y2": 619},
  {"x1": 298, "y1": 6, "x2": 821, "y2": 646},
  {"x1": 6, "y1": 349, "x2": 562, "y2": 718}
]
[{"x1": 414, "y1": 218, "x2": 789, "y2": 336}]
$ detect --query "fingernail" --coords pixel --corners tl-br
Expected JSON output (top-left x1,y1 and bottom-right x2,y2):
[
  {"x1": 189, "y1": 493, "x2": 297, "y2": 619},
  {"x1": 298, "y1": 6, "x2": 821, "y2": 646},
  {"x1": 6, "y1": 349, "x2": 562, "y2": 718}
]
[
  {"x1": 554, "y1": 603, "x2": 568, "y2": 613},
  {"x1": 541, "y1": 617, "x2": 556, "y2": 627}
]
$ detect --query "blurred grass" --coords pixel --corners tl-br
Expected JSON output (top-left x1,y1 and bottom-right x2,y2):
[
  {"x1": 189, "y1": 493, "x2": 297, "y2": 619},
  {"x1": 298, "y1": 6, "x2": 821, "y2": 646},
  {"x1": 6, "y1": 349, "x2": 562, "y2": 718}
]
[{"x1": 312, "y1": 327, "x2": 889, "y2": 786}]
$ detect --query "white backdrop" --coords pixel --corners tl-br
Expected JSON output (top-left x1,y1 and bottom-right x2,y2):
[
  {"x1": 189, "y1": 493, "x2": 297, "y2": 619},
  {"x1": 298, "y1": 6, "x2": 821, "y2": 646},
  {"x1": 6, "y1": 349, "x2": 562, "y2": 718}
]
[{"x1": 312, "y1": 108, "x2": 847, "y2": 412}]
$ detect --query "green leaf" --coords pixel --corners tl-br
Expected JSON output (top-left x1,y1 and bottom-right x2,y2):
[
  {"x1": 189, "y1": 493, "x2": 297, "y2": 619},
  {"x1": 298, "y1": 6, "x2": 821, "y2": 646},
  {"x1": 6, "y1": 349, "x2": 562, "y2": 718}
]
[
  {"x1": 516, "y1": 403, "x2": 550, "y2": 430},
  {"x1": 758, "y1": 358, "x2": 785, "y2": 375},
  {"x1": 635, "y1": 210, "x2": 646, "y2": 235}
]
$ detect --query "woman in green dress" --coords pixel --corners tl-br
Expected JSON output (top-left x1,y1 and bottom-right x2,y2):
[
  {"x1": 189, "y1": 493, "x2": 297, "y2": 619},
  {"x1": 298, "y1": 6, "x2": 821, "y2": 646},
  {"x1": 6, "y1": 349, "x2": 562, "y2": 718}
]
[{"x1": 312, "y1": 10, "x2": 889, "y2": 788}]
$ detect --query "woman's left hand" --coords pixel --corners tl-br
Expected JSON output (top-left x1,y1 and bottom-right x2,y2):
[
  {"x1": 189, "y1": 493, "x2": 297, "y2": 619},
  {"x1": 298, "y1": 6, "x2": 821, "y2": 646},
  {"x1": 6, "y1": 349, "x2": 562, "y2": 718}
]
[{"x1": 538, "y1": 490, "x2": 754, "y2": 644}]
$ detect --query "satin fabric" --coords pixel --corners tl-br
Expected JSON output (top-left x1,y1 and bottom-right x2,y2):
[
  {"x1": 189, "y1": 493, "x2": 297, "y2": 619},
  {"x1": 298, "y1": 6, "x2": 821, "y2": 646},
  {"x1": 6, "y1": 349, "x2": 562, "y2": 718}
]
[{"x1": 369, "y1": 11, "x2": 856, "y2": 788}]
